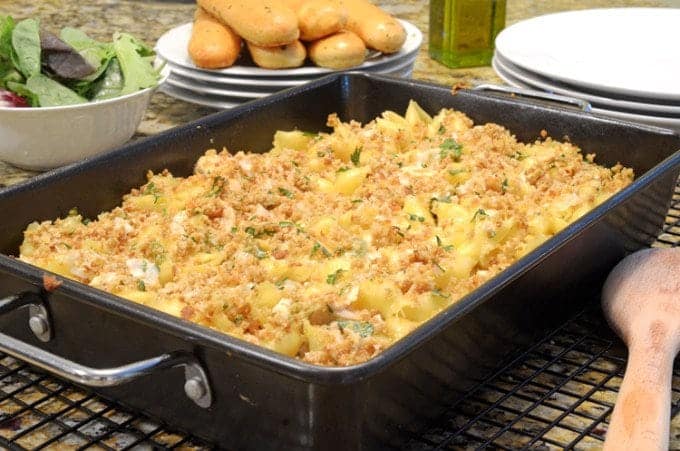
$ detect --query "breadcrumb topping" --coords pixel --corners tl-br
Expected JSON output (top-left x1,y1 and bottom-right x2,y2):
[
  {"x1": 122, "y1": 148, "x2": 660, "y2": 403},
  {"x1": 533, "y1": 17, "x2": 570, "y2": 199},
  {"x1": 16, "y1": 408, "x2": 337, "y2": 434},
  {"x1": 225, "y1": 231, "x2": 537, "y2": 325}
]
[{"x1": 19, "y1": 102, "x2": 633, "y2": 366}]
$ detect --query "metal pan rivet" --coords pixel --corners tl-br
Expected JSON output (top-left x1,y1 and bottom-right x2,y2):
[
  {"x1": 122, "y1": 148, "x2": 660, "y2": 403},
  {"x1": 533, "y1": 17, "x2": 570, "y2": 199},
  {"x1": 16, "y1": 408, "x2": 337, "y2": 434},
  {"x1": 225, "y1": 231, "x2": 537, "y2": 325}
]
[
  {"x1": 29, "y1": 316, "x2": 48, "y2": 337},
  {"x1": 184, "y1": 377, "x2": 206, "y2": 401}
]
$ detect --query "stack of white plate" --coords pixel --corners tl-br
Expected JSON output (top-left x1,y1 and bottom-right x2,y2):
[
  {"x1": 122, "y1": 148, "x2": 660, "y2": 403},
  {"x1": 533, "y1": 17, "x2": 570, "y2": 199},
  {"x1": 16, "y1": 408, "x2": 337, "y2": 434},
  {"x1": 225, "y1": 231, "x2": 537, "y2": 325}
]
[
  {"x1": 492, "y1": 8, "x2": 680, "y2": 132},
  {"x1": 155, "y1": 20, "x2": 422, "y2": 109}
]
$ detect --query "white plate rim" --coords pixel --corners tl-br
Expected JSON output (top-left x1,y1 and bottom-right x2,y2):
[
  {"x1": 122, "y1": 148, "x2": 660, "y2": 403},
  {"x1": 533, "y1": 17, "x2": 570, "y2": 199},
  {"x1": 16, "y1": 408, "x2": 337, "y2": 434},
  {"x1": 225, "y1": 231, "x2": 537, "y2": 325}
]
[
  {"x1": 493, "y1": 52, "x2": 680, "y2": 116},
  {"x1": 492, "y1": 58, "x2": 680, "y2": 132},
  {"x1": 164, "y1": 50, "x2": 417, "y2": 89},
  {"x1": 160, "y1": 84, "x2": 244, "y2": 109},
  {"x1": 166, "y1": 62, "x2": 306, "y2": 88},
  {"x1": 166, "y1": 76, "x2": 270, "y2": 99},
  {"x1": 167, "y1": 56, "x2": 416, "y2": 99},
  {"x1": 155, "y1": 19, "x2": 422, "y2": 77},
  {"x1": 494, "y1": 8, "x2": 680, "y2": 101},
  {"x1": 161, "y1": 67, "x2": 415, "y2": 109}
]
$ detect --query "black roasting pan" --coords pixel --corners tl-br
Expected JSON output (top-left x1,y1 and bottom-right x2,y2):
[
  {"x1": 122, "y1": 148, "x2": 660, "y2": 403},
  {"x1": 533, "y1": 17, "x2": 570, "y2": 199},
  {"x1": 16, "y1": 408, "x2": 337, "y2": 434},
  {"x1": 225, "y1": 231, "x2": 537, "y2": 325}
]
[{"x1": 0, "y1": 73, "x2": 678, "y2": 450}]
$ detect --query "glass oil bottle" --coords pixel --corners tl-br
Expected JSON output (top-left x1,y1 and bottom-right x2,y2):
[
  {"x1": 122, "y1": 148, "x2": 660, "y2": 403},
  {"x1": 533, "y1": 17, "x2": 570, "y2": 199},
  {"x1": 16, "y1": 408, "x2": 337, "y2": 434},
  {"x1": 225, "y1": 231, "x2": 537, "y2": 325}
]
[{"x1": 429, "y1": 0, "x2": 506, "y2": 68}]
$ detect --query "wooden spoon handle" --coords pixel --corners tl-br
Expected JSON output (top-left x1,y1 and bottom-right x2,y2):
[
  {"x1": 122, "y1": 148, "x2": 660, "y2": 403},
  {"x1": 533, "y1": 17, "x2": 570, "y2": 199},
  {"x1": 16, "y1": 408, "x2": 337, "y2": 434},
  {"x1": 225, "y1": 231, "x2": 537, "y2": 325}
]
[{"x1": 603, "y1": 340, "x2": 675, "y2": 451}]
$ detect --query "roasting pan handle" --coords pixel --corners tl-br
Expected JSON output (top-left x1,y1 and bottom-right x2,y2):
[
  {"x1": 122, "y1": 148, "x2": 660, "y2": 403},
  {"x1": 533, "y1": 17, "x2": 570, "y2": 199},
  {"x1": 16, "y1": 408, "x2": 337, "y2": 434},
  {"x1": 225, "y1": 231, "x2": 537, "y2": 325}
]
[
  {"x1": 0, "y1": 293, "x2": 212, "y2": 408},
  {"x1": 473, "y1": 84, "x2": 592, "y2": 112},
  {"x1": 0, "y1": 334, "x2": 212, "y2": 407}
]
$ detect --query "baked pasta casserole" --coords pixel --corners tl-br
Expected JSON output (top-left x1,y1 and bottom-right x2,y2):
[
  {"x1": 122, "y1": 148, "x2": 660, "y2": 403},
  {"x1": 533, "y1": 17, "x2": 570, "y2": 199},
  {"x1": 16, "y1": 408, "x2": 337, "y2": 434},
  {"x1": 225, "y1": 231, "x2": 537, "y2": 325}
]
[{"x1": 19, "y1": 101, "x2": 633, "y2": 366}]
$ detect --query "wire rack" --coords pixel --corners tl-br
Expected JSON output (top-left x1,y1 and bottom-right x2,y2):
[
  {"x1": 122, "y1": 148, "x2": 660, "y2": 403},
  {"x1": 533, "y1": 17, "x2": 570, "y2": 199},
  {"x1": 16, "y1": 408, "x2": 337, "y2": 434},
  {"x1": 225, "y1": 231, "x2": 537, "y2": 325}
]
[{"x1": 0, "y1": 182, "x2": 678, "y2": 450}]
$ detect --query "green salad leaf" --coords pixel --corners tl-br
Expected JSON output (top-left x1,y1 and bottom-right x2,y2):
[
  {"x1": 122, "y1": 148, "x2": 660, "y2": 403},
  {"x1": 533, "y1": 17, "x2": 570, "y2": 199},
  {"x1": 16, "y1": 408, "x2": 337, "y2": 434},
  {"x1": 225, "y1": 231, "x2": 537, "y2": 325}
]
[
  {"x1": 337, "y1": 320, "x2": 375, "y2": 338},
  {"x1": 0, "y1": 15, "x2": 15, "y2": 61},
  {"x1": 6, "y1": 81, "x2": 36, "y2": 106},
  {"x1": 1, "y1": 16, "x2": 24, "y2": 90},
  {"x1": 25, "y1": 73, "x2": 86, "y2": 106},
  {"x1": 11, "y1": 18, "x2": 41, "y2": 78},
  {"x1": 113, "y1": 32, "x2": 160, "y2": 95},
  {"x1": 1, "y1": 15, "x2": 160, "y2": 107},
  {"x1": 91, "y1": 57, "x2": 124, "y2": 100},
  {"x1": 60, "y1": 27, "x2": 114, "y2": 81}
]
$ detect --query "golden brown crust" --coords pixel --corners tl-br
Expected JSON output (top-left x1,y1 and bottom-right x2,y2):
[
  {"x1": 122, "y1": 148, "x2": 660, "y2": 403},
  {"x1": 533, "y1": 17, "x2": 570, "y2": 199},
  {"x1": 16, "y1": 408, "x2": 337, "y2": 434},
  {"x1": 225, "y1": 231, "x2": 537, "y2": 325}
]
[
  {"x1": 341, "y1": 0, "x2": 406, "y2": 53},
  {"x1": 297, "y1": 0, "x2": 348, "y2": 41},
  {"x1": 196, "y1": 0, "x2": 299, "y2": 47},
  {"x1": 188, "y1": 8, "x2": 242, "y2": 69},
  {"x1": 246, "y1": 40, "x2": 306, "y2": 69},
  {"x1": 19, "y1": 104, "x2": 633, "y2": 366},
  {"x1": 308, "y1": 30, "x2": 366, "y2": 69}
]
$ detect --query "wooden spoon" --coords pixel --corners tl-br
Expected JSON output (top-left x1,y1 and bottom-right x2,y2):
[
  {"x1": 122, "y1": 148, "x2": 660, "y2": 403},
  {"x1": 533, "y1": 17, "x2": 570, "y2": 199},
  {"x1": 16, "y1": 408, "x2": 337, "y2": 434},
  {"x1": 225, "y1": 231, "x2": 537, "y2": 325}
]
[{"x1": 601, "y1": 247, "x2": 680, "y2": 451}]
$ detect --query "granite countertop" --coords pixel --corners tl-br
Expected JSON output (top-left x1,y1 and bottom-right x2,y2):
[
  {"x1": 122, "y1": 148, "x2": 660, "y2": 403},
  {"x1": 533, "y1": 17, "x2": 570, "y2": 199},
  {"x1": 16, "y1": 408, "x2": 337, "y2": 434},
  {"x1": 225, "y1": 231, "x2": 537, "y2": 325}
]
[{"x1": 1, "y1": 0, "x2": 678, "y2": 448}]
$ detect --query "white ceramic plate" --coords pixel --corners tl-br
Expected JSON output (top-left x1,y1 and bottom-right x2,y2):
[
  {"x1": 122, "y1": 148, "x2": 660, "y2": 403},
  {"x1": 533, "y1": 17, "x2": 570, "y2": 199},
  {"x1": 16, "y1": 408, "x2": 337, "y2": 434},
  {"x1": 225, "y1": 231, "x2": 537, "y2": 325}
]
[
  {"x1": 166, "y1": 62, "x2": 305, "y2": 89},
  {"x1": 161, "y1": 66, "x2": 414, "y2": 110},
  {"x1": 156, "y1": 19, "x2": 422, "y2": 77},
  {"x1": 494, "y1": 8, "x2": 680, "y2": 101},
  {"x1": 166, "y1": 54, "x2": 416, "y2": 100},
  {"x1": 160, "y1": 83, "x2": 245, "y2": 109},
  {"x1": 166, "y1": 76, "x2": 270, "y2": 99},
  {"x1": 492, "y1": 57, "x2": 680, "y2": 133},
  {"x1": 493, "y1": 53, "x2": 680, "y2": 116},
  {"x1": 167, "y1": 53, "x2": 418, "y2": 92}
]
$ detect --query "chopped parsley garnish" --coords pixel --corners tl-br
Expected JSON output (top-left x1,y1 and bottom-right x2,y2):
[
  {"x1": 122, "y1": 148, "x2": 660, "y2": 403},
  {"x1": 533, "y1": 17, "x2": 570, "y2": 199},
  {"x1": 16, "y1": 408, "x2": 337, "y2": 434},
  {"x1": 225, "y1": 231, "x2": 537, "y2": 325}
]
[
  {"x1": 150, "y1": 240, "x2": 166, "y2": 266},
  {"x1": 278, "y1": 187, "x2": 294, "y2": 198},
  {"x1": 253, "y1": 247, "x2": 268, "y2": 259},
  {"x1": 136, "y1": 280, "x2": 146, "y2": 291},
  {"x1": 312, "y1": 241, "x2": 332, "y2": 257},
  {"x1": 337, "y1": 320, "x2": 374, "y2": 337},
  {"x1": 431, "y1": 194, "x2": 452, "y2": 203},
  {"x1": 407, "y1": 213, "x2": 425, "y2": 222},
  {"x1": 337, "y1": 166, "x2": 350, "y2": 173},
  {"x1": 245, "y1": 226, "x2": 276, "y2": 238},
  {"x1": 472, "y1": 209, "x2": 488, "y2": 222},
  {"x1": 208, "y1": 176, "x2": 226, "y2": 197},
  {"x1": 435, "y1": 235, "x2": 454, "y2": 251},
  {"x1": 278, "y1": 221, "x2": 305, "y2": 234},
  {"x1": 142, "y1": 182, "x2": 161, "y2": 203},
  {"x1": 326, "y1": 269, "x2": 344, "y2": 285},
  {"x1": 438, "y1": 124, "x2": 446, "y2": 134},
  {"x1": 432, "y1": 288, "x2": 450, "y2": 299},
  {"x1": 274, "y1": 278, "x2": 287, "y2": 289},
  {"x1": 351, "y1": 199, "x2": 363, "y2": 204},
  {"x1": 350, "y1": 146, "x2": 362, "y2": 166},
  {"x1": 448, "y1": 168, "x2": 467, "y2": 176},
  {"x1": 501, "y1": 178, "x2": 509, "y2": 193},
  {"x1": 439, "y1": 138, "x2": 463, "y2": 161}
]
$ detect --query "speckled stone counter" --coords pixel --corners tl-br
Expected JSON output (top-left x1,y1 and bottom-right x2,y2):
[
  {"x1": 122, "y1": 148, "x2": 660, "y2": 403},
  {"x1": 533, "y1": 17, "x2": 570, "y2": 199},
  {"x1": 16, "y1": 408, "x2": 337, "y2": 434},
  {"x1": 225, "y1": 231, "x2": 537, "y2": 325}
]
[{"x1": 1, "y1": 0, "x2": 678, "y2": 448}]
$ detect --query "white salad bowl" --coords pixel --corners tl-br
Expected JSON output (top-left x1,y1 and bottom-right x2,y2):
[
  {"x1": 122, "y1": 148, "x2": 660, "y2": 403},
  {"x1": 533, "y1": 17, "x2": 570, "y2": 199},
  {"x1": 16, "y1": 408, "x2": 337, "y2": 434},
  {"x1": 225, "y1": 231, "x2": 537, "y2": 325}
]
[{"x1": 0, "y1": 66, "x2": 169, "y2": 171}]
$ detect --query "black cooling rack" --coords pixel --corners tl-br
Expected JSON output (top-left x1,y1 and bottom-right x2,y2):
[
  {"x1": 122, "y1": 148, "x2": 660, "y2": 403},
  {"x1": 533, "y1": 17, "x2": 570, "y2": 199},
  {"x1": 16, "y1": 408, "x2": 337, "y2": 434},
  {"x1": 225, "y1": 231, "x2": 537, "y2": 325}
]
[{"x1": 0, "y1": 182, "x2": 678, "y2": 450}]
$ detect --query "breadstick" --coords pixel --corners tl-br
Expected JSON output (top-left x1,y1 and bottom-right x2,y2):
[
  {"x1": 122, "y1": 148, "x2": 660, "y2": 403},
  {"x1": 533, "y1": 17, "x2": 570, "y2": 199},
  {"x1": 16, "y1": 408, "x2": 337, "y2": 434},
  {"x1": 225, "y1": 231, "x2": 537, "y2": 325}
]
[
  {"x1": 308, "y1": 31, "x2": 366, "y2": 69},
  {"x1": 283, "y1": 0, "x2": 348, "y2": 41},
  {"x1": 197, "y1": 0, "x2": 299, "y2": 47},
  {"x1": 247, "y1": 40, "x2": 306, "y2": 69},
  {"x1": 188, "y1": 8, "x2": 242, "y2": 69},
  {"x1": 281, "y1": 0, "x2": 305, "y2": 9},
  {"x1": 340, "y1": 0, "x2": 406, "y2": 53}
]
